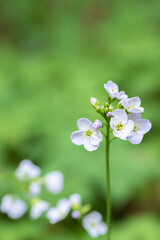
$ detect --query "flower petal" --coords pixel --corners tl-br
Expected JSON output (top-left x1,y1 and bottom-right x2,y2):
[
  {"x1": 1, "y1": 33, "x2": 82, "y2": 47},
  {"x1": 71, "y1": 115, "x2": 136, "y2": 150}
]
[
  {"x1": 138, "y1": 119, "x2": 151, "y2": 134},
  {"x1": 71, "y1": 130, "x2": 85, "y2": 145},
  {"x1": 128, "y1": 132, "x2": 144, "y2": 144},
  {"x1": 128, "y1": 113, "x2": 141, "y2": 122},
  {"x1": 112, "y1": 109, "x2": 128, "y2": 123},
  {"x1": 77, "y1": 118, "x2": 93, "y2": 131},
  {"x1": 84, "y1": 139, "x2": 99, "y2": 152}
]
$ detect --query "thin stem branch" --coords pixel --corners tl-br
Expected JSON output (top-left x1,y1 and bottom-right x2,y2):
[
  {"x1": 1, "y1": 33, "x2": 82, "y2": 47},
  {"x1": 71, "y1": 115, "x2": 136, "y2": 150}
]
[
  {"x1": 109, "y1": 137, "x2": 117, "y2": 143},
  {"x1": 106, "y1": 119, "x2": 111, "y2": 240}
]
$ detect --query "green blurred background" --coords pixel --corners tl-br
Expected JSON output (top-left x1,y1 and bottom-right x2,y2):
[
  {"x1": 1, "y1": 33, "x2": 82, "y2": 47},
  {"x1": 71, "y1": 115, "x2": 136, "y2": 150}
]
[{"x1": 0, "y1": 0, "x2": 160, "y2": 239}]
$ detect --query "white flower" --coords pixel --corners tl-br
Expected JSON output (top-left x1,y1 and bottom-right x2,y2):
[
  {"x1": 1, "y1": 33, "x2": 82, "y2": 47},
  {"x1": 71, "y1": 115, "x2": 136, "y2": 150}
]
[
  {"x1": 30, "y1": 199, "x2": 49, "y2": 219},
  {"x1": 47, "y1": 199, "x2": 71, "y2": 224},
  {"x1": 29, "y1": 182, "x2": 41, "y2": 196},
  {"x1": 82, "y1": 211, "x2": 107, "y2": 238},
  {"x1": 15, "y1": 159, "x2": 41, "y2": 181},
  {"x1": 93, "y1": 120, "x2": 102, "y2": 129},
  {"x1": 104, "y1": 81, "x2": 127, "y2": 99},
  {"x1": 127, "y1": 113, "x2": 152, "y2": 144},
  {"x1": 120, "y1": 97, "x2": 144, "y2": 113},
  {"x1": 110, "y1": 109, "x2": 134, "y2": 140},
  {"x1": 69, "y1": 193, "x2": 81, "y2": 207},
  {"x1": 45, "y1": 171, "x2": 63, "y2": 194},
  {"x1": 0, "y1": 194, "x2": 27, "y2": 219},
  {"x1": 71, "y1": 118, "x2": 103, "y2": 151}
]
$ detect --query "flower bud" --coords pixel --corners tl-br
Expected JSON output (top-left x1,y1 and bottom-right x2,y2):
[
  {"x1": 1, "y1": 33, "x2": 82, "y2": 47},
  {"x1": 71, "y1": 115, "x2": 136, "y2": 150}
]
[
  {"x1": 118, "y1": 102, "x2": 122, "y2": 109},
  {"x1": 71, "y1": 210, "x2": 81, "y2": 219},
  {"x1": 81, "y1": 204, "x2": 91, "y2": 215},
  {"x1": 90, "y1": 97, "x2": 99, "y2": 107},
  {"x1": 104, "y1": 102, "x2": 109, "y2": 107},
  {"x1": 93, "y1": 120, "x2": 102, "y2": 129},
  {"x1": 96, "y1": 105, "x2": 100, "y2": 112},
  {"x1": 100, "y1": 106, "x2": 104, "y2": 114},
  {"x1": 109, "y1": 106, "x2": 114, "y2": 111},
  {"x1": 104, "y1": 107, "x2": 109, "y2": 114},
  {"x1": 107, "y1": 112, "x2": 113, "y2": 117}
]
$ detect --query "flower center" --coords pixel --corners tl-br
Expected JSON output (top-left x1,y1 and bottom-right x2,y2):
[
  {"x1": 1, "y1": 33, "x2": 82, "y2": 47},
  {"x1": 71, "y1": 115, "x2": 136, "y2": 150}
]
[
  {"x1": 116, "y1": 122, "x2": 124, "y2": 131},
  {"x1": 133, "y1": 122, "x2": 140, "y2": 132},
  {"x1": 90, "y1": 222, "x2": 97, "y2": 228},
  {"x1": 128, "y1": 101, "x2": 135, "y2": 109},
  {"x1": 111, "y1": 89, "x2": 114, "y2": 92},
  {"x1": 85, "y1": 130, "x2": 93, "y2": 137}
]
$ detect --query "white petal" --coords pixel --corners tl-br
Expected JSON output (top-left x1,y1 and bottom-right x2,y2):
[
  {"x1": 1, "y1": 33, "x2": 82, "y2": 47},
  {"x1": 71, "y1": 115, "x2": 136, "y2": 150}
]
[
  {"x1": 131, "y1": 97, "x2": 141, "y2": 107},
  {"x1": 99, "y1": 222, "x2": 107, "y2": 235},
  {"x1": 128, "y1": 113, "x2": 141, "y2": 122},
  {"x1": 90, "y1": 131, "x2": 103, "y2": 145},
  {"x1": 112, "y1": 109, "x2": 128, "y2": 123},
  {"x1": 77, "y1": 118, "x2": 93, "y2": 131},
  {"x1": 138, "y1": 119, "x2": 151, "y2": 134},
  {"x1": 128, "y1": 107, "x2": 144, "y2": 113},
  {"x1": 128, "y1": 132, "x2": 144, "y2": 144},
  {"x1": 123, "y1": 120, "x2": 134, "y2": 135},
  {"x1": 84, "y1": 139, "x2": 99, "y2": 152},
  {"x1": 104, "y1": 81, "x2": 119, "y2": 98},
  {"x1": 71, "y1": 130, "x2": 85, "y2": 145},
  {"x1": 116, "y1": 91, "x2": 128, "y2": 100}
]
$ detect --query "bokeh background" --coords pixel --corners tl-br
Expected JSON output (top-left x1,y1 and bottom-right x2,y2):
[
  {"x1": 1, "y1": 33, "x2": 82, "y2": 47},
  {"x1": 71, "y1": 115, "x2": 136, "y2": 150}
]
[{"x1": 0, "y1": 0, "x2": 160, "y2": 239}]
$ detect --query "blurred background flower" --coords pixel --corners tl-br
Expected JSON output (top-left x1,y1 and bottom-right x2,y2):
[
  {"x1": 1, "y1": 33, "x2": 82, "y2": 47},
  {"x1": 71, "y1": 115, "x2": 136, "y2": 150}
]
[{"x1": 0, "y1": 0, "x2": 160, "y2": 239}]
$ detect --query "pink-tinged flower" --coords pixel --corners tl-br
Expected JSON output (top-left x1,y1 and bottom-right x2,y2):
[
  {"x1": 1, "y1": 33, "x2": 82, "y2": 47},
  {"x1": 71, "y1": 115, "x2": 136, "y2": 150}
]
[
  {"x1": 127, "y1": 113, "x2": 151, "y2": 144},
  {"x1": 104, "y1": 81, "x2": 127, "y2": 99},
  {"x1": 110, "y1": 109, "x2": 134, "y2": 140},
  {"x1": 71, "y1": 118, "x2": 103, "y2": 152},
  {"x1": 107, "y1": 112, "x2": 113, "y2": 117},
  {"x1": 120, "y1": 97, "x2": 144, "y2": 113},
  {"x1": 71, "y1": 210, "x2": 81, "y2": 219},
  {"x1": 90, "y1": 97, "x2": 98, "y2": 105},
  {"x1": 82, "y1": 211, "x2": 107, "y2": 238},
  {"x1": 93, "y1": 120, "x2": 102, "y2": 129}
]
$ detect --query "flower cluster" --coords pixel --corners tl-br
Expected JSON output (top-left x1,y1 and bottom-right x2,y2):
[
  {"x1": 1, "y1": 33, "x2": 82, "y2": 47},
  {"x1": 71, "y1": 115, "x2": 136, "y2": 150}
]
[
  {"x1": 71, "y1": 80, "x2": 151, "y2": 150},
  {"x1": 0, "y1": 160, "x2": 107, "y2": 238}
]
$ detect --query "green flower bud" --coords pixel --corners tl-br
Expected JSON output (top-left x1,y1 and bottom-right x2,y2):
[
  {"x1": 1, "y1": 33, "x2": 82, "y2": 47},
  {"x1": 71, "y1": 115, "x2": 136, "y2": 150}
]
[
  {"x1": 81, "y1": 204, "x2": 91, "y2": 215},
  {"x1": 104, "y1": 102, "x2": 109, "y2": 107},
  {"x1": 96, "y1": 105, "x2": 100, "y2": 112}
]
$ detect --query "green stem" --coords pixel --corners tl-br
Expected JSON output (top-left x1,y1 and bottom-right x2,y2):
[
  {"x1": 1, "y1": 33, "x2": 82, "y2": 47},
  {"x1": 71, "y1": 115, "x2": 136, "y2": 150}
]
[{"x1": 106, "y1": 119, "x2": 111, "y2": 240}]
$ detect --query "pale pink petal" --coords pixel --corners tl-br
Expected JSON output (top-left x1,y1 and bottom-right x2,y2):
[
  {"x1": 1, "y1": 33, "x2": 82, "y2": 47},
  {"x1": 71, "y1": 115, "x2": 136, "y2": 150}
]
[{"x1": 77, "y1": 118, "x2": 93, "y2": 131}]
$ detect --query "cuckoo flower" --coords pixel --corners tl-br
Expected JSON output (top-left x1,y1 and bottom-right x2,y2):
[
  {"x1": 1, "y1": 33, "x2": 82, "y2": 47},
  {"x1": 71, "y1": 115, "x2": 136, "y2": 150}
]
[
  {"x1": 15, "y1": 159, "x2": 41, "y2": 181},
  {"x1": 120, "y1": 97, "x2": 144, "y2": 113},
  {"x1": 104, "y1": 80, "x2": 127, "y2": 99},
  {"x1": 45, "y1": 171, "x2": 63, "y2": 194},
  {"x1": 82, "y1": 211, "x2": 107, "y2": 238},
  {"x1": 30, "y1": 199, "x2": 49, "y2": 219},
  {"x1": 71, "y1": 118, "x2": 103, "y2": 151},
  {"x1": 47, "y1": 199, "x2": 71, "y2": 224},
  {"x1": 110, "y1": 109, "x2": 134, "y2": 140},
  {"x1": 0, "y1": 194, "x2": 27, "y2": 219},
  {"x1": 128, "y1": 113, "x2": 151, "y2": 144}
]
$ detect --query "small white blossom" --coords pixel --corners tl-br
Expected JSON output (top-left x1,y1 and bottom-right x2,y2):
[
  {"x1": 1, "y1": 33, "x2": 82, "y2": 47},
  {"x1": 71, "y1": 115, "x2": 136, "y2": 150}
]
[
  {"x1": 15, "y1": 159, "x2": 41, "y2": 181},
  {"x1": 127, "y1": 113, "x2": 151, "y2": 144},
  {"x1": 45, "y1": 171, "x2": 63, "y2": 194},
  {"x1": 120, "y1": 97, "x2": 144, "y2": 113},
  {"x1": 93, "y1": 120, "x2": 102, "y2": 129},
  {"x1": 30, "y1": 199, "x2": 49, "y2": 219},
  {"x1": 104, "y1": 81, "x2": 127, "y2": 99},
  {"x1": 47, "y1": 199, "x2": 71, "y2": 224},
  {"x1": 110, "y1": 109, "x2": 134, "y2": 140},
  {"x1": 29, "y1": 182, "x2": 41, "y2": 196},
  {"x1": 69, "y1": 193, "x2": 81, "y2": 207},
  {"x1": 0, "y1": 194, "x2": 27, "y2": 219},
  {"x1": 71, "y1": 118, "x2": 103, "y2": 151},
  {"x1": 82, "y1": 211, "x2": 107, "y2": 238}
]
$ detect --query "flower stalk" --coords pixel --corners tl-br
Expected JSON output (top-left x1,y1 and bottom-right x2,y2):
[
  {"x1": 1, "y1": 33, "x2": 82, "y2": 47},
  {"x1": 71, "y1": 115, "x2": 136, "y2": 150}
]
[{"x1": 106, "y1": 119, "x2": 111, "y2": 240}]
